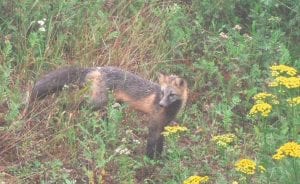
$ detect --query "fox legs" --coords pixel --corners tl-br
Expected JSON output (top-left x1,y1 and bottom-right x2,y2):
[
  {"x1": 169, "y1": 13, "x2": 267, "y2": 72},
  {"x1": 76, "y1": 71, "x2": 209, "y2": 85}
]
[
  {"x1": 146, "y1": 120, "x2": 167, "y2": 158},
  {"x1": 85, "y1": 70, "x2": 108, "y2": 110},
  {"x1": 147, "y1": 125, "x2": 162, "y2": 158}
]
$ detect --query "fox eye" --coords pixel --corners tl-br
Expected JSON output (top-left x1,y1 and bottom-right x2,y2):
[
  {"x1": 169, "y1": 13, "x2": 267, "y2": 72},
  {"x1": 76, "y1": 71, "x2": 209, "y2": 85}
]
[{"x1": 169, "y1": 93, "x2": 176, "y2": 98}]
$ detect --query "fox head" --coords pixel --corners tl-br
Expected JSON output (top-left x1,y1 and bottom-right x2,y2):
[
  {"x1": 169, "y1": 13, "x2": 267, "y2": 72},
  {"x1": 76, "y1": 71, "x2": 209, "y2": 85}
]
[{"x1": 158, "y1": 74, "x2": 188, "y2": 109}]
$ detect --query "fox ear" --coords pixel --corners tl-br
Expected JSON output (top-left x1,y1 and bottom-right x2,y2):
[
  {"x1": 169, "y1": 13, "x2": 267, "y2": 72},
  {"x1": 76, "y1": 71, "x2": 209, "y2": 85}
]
[
  {"x1": 175, "y1": 78, "x2": 186, "y2": 87},
  {"x1": 158, "y1": 73, "x2": 166, "y2": 84}
]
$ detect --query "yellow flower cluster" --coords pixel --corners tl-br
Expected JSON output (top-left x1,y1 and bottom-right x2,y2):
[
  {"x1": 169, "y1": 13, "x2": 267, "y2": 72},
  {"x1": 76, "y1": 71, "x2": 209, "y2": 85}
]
[
  {"x1": 269, "y1": 76, "x2": 300, "y2": 89},
  {"x1": 253, "y1": 92, "x2": 279, "y2": 104},
  {"x1": 253, "y1": 92, "x2": 274, "y2": 100},
  {"x1": 249, "y1": 92, "x2": 278, "y2": 117},
  {"x1": 212, "y1": 133, "x2": 236, "y2": 148},
  {"x1": 272, "y1": 142, "x2": 300, "y2": 160},
  {"x1": 235, "y1": 159, "x2": 256, "y2": 175},
  {"x1": 249, "y1": 102, "x2": 272, "y2": 117},
  {"x1": 183, "y1": 175, "x2": 209, "y2": 184},
  {"x1": 287, "y1": 96, "x2": 300, "y2": 106},
  {"x1": 249, "y1": 65, "x2": 299, "y2": 116},
  {"x1": 162, "y1": 125, "x2": 188, "y2": 136},
  {"x1": 270, "y1": 64, "x2": 297, "y2": 77}
]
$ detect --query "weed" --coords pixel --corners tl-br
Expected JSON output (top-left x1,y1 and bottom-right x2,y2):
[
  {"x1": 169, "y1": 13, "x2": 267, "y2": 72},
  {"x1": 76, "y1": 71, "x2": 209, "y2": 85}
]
[{"x1": 1, "y1": 0, "x2": 299, "y2": 183}]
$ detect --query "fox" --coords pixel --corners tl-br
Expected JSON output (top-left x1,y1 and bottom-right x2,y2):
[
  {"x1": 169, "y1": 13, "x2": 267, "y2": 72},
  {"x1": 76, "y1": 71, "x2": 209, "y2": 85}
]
[{"x1": 27, "y1": 66, "x2": 188, "y2": 158}]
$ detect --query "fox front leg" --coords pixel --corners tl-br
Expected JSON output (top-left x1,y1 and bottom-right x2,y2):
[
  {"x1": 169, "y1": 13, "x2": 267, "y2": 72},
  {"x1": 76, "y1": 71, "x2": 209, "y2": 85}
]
[{"x1": 146, "y1": 123, "x2": 165, "y2": 159}]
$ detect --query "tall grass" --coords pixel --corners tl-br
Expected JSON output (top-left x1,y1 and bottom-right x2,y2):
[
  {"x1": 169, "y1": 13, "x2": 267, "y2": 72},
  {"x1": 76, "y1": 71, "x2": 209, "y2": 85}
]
[{"x1": 1, "y1": 0, "x2": 299, "y2": 183}]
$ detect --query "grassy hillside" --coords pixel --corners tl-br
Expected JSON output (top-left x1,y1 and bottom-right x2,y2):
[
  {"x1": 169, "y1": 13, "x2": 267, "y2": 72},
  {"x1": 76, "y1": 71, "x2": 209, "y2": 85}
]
[{"x1": 0, "y1": 0, "x2": 299, "y2": 183}]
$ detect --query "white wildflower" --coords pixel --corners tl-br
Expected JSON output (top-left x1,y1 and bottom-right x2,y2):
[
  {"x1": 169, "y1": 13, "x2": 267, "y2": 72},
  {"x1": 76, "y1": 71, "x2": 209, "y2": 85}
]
[
  {"x1": 133, "y1": 139, "x2": 141, "y2": 144},
  {"x1": 233, "y1": 24, "x2": 242, "y2": 31},
  {"x1": 115, "y1": 146, "x2": 131, "y2": 155},
  {"x1": 121, "y1": 137, "x2": 127, "y2": 143},
  {"x1": 243, "y1": 33, "x2": 252, "y2": 40},
  {"x1": 37, "y1": 20, "x2": 45, "y2": 26},
  {"x1": 125, "y1": 129, "x2": 133, "y2": 135},
  {"x1": 112, "y1": 102, "x2": 121, "y2": 108},
  {"x1": 39, "y1": 27, "x2": 46, "y2": 32},
  {"x1": 219, "y1": 32, "x2": 229, "y2": 39},
  {"x1": 63, "y1": 84, "x2": 69, "y2": 89}
]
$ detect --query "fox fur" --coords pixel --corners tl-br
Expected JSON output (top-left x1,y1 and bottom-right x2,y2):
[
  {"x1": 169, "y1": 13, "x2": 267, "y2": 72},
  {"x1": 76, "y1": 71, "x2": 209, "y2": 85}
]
[{"x1": 28, "y1": 66, "x2": 188, "y2": 158}]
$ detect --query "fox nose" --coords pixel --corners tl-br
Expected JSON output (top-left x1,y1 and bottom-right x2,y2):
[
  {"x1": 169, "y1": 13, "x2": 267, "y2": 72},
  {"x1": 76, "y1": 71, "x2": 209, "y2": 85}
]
[{"x1": 159, "y1": 101, "x2": 167, "y2": 107}]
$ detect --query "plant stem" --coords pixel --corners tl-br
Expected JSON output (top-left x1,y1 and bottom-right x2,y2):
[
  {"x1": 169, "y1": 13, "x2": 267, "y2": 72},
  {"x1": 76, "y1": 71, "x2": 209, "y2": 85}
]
[{"x1": 292, "y1": 158, "x2": 298, "y2": 182}]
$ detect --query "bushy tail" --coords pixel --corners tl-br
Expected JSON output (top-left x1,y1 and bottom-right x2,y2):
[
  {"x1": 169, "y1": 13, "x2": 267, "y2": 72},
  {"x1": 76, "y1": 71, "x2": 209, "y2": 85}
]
[
  {"x1": 21, "y1": 67, "x2": 91, "y2": 117},
  {"x1": 30, "y1": 67, "x2": 91, "y2": 101}
]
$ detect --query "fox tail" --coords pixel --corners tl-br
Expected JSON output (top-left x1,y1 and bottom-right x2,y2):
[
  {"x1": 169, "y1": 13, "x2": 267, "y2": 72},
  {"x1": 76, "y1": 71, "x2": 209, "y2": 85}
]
[{"x1": 30, "y1": 67, "x2": 90, "y2": 101}]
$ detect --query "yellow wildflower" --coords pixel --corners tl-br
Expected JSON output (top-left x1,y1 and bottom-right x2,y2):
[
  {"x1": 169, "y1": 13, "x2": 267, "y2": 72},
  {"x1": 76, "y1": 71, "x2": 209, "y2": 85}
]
[
  {"x1": 162, "y1": 125, "x2": 188, "y2": 136},
  {"x1": 232, "y1": 181, "x2": 238, "y2": 184},
  {"x1": 268, "y1": 81, "x2": 279, "y2": 87},
  {"x1": 272, "y1": 153, "x2": 285, "y2": 160},
  {"x1": 269, "y1": 76, "x2": 300, "y2": 89},
  {"x1": 253, "y1": 92, "x2": 279, "y2": 104},
  {"x1": 183, "y1": 175, "x2": 209, "y2": 184},
  {"x1": 272, "y1": 142, "x2": 300, "y2": 160},
  {"x1": 212, "y1": 133, "x2": 237, "y2": 148},
  {"x1": 253, "y1": 92, "x2": 273, "y2": 100},
  {"x1": 249, "y1": 102, "x2": 272, "y2": 117},
  {"x1": 235, "y1": 159, "x2": 256, "y2": 175},
  {"x1": 270, "y1": 64, "x2": 298, "y2": 77},
  {"x1": 287, "y1": 96, "x2": 300, "y2": 106}
]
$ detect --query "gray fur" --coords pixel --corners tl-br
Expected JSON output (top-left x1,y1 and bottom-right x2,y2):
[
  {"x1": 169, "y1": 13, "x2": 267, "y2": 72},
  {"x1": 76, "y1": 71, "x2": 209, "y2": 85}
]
[
  {"x1": 98, "y1": 67, "x2": 161, "y2": 100},
  {"x1": 30, "y1": 67, "x2": 92, "y2": 101}
]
